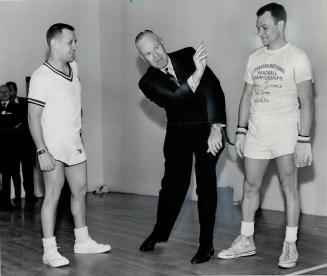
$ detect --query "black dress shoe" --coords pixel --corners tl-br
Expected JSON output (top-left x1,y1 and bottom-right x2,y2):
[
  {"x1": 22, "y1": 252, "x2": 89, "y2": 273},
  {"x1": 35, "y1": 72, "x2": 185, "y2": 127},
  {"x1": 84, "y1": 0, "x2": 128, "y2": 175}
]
[
  {"x1": 191, "y1": 247, "x2": 214, "y2": 264},
  {"x1": 139, "y1": 235, "x2": 158, "y2": 252}
]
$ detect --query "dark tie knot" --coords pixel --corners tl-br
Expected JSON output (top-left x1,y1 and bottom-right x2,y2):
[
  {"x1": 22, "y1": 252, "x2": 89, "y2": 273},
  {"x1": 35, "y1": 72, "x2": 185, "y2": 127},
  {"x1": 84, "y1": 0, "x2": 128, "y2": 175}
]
[{"x1": 165, "y1": 68, "x2": 179, "y2": 85}]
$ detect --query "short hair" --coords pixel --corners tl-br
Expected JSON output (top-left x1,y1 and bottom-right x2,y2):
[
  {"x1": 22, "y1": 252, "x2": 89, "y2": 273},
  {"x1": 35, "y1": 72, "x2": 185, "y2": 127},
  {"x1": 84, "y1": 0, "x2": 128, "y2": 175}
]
[
  {"x1": 46, "y1": 23, "x2": 75, "y2": 46},
  {"x1": 257, "y1": 3, "x2": 287, "y2": 24},
  {"x1": 5, "y1": 81, "x2": 17, "y2": 92},
  {"x1": 135, "y1": 29, "x2": 159, "y2": 44}
]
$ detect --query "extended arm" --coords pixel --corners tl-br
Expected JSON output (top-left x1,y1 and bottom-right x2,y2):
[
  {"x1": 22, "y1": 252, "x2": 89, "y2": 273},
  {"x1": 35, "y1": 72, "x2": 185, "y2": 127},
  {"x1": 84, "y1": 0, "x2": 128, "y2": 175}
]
[{"x1": 140, "y1": 44, "x2": 207, "y2": 109}]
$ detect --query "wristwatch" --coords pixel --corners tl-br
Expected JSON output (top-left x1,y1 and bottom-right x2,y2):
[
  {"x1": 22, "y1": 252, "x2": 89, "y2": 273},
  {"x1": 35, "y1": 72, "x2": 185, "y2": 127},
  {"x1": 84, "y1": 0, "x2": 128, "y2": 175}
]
[
  {"x1": 211, "y1": 123, "x2": 221, "y2": 129},
  {"x1": 37, "y1": 148, "x2": 48, "y2": 155}
]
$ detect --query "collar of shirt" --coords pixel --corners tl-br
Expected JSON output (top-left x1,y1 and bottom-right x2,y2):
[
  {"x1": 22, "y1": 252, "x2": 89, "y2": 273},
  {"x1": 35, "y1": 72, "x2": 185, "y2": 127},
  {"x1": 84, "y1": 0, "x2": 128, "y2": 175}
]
[
  {"x1": 1, "y1": 101, "x2": 9, "y2": 107},
  {"x1": 160, "y1": 58, "x2": 178, "y2": 79}
]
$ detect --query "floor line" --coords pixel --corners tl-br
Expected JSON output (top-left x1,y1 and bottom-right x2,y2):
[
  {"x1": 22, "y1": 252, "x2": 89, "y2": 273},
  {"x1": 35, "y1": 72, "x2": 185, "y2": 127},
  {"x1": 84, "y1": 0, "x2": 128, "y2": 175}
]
[{"x1": 286, "y1": 263, "x2": 327, "y2": 275}]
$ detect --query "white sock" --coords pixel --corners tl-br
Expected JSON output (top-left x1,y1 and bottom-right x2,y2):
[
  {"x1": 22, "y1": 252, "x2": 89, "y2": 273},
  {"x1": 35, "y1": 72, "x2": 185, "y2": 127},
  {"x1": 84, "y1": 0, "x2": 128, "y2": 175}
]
[
  {"x1": 285, "y1": 226, "x2": 298, "y2": 243},
  {"x1": 42, "y1": 236, "x2": 56, "y2": 252},
  {"x1": 240, "y1": 221, "x2": 255, "y2": 237},
  {"x1": 74, "y1": 226, "x2": 89, "y2": 243}
]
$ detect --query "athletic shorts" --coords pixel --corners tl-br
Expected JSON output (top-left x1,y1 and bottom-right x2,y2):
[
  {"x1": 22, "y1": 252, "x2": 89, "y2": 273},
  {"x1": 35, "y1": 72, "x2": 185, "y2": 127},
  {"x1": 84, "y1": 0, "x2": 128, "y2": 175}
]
[
  {"x1": 44, "y1": 131, "x2": 87, "y2": 166},
  {"x1": 244, "y1": 119, "x2": 298, "y2": 160}
]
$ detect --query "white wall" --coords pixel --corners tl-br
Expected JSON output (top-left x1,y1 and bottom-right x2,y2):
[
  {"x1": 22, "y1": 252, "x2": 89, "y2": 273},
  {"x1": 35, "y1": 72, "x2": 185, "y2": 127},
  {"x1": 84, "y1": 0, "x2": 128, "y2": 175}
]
[
  {"x1": 99, "y1": 0, "x2": 327, "y2": 216},
  {"x1": 0, "y1": 0, "x2": 104, "y2": 191},
  {"x1": 1, "y1": 0, "x2": 326, "y2": 216}
]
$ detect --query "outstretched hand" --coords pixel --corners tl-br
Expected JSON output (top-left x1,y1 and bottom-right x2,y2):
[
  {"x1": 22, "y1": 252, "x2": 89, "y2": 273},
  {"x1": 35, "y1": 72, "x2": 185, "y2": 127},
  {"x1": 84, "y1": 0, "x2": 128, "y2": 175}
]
[{"x1": 193, "y1": 41, "x2": 207, "y2": 72}]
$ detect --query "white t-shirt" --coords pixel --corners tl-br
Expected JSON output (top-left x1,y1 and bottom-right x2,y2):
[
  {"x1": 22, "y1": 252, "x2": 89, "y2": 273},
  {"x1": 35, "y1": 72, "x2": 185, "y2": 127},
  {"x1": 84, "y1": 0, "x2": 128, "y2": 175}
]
[
  {"x1": 244, "y1": 43, "x2": 313, "y2": 122},
  {"x1": 28, "y1": 60, "x2": 82, "y2": 143}
]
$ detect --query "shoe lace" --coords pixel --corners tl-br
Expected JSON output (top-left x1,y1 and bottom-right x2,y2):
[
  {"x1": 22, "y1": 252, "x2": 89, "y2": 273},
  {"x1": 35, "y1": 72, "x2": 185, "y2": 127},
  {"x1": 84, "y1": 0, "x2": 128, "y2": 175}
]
[
  {"x1": 282, "y1": 243, "x2": 295, "y2": 260},
  {"x1": 284, "y1": 244, "x2": 290, "y2": 259},
  {"x1": 230, "y1": 236, "x2": 245, "y2": 250}
]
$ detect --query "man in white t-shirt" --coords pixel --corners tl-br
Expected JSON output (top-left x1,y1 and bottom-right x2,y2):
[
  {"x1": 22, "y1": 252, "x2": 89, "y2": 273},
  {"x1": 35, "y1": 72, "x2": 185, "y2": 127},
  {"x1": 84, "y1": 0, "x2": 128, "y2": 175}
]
[
  {"x1": 28, "y1": 23, "x2": 110, "y2": 268},
  {"x1": 217, "y1": 3, "x2": 313, "y2": 269}
]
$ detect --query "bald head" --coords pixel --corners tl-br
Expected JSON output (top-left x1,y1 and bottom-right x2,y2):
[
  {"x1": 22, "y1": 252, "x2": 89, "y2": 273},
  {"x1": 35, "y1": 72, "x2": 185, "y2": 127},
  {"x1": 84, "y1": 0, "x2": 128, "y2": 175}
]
[
  {"x1": 135, "y1": 30, "x2": 160, "y2": 44},
  {"x1": 135, "y1": 30, "x2": 169, "y2": 69}
]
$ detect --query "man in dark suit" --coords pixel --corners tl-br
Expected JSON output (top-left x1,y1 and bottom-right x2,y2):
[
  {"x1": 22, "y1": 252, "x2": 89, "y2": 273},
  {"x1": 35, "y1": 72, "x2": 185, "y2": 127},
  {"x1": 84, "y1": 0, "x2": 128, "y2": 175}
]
[
  {"x1": 135, "y1": 30, "x2": 227, "y2": 264},
  {"x1": 0, "y1": 84, "x2": 22, "y2": 210},
  {"x1": 6, "y1": 81, "x2": 37, "y2": 204}
]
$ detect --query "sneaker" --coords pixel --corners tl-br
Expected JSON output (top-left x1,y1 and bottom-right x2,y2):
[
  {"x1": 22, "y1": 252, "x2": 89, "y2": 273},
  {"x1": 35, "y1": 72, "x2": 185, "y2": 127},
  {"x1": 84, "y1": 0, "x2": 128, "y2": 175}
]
[
  {"x1": 217, "y1": 235, "x2": 256, "y2": 259},
  {"x1": 278, "y1": 241, "x2": 298, "y2": 268},
  {"x1": 74, "y1": 238, "x2": 111, "y2": 254},
  {"x1": 42, "y1": 247, "x2": 69, "y2": 267}
]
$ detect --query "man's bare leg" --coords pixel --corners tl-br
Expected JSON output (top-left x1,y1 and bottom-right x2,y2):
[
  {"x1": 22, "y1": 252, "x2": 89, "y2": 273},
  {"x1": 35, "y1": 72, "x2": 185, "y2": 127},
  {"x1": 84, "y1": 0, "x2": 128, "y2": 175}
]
[
  {"x1": 65, "y1": 161, "x2": 111, "y2": 254},
  {"x1": 276, "y1": 154, "x2": 299, "y2": 268},
  {"x1": 218, "y1": 158, "x2": 270, "y2": 259},
  {"x1": 41, "y1": 162, "x2": 69, "y2": 267}
]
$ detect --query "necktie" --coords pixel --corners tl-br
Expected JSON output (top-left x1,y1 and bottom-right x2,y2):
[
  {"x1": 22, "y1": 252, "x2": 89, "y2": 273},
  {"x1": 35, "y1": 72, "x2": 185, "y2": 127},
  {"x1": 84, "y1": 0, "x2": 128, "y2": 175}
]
[
  {"x1": 1, "y1": 102, "x2": 6, "y2": 115},
  {"x1": 165, "y1": 68, "x2": 179, "y2": 85}
]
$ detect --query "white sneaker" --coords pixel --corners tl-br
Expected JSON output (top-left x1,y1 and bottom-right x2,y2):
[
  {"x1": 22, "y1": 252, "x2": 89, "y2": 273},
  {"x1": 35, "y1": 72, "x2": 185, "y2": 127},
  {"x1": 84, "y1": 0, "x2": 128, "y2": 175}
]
[
  {"x1": 278, "y1": 241, "x2": 298, "y2": 268},
  {"x1": 74, "y1": 238, "x2": 111, "y2": 254},
  {"x1": 218, "y1": 235, "x2": 256, "y2": 259},
  {"x1": 43, "y1": 247, "x2": 69, "y2": 267}
]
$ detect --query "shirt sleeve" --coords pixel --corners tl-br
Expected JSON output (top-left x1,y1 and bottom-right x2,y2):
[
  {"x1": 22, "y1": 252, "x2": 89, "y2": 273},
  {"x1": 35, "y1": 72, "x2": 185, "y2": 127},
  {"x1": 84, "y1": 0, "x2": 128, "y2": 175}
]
[
  {"x1": 187, "y1": 75, "x2": 199, "y2": 93},
  {"x1": 28, "y1": 71, "x2": 49, "y2": 108},
  {"x1": 244, "y1": 55, "x2": 254, "y2": 84},
  {"x1": 293, "y1": 51, "x2": 313, "y2": 84}
]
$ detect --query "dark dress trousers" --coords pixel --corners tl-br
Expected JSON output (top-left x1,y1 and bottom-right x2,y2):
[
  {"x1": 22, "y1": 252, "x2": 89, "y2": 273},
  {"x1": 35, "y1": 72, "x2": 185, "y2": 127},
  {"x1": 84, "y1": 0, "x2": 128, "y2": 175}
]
[
  {"x1": 16, "y1": 97, "x2": 36, "y2": 201},
  {"x1": 139, "y1": 47, "x2": 227, "y2": 248}
]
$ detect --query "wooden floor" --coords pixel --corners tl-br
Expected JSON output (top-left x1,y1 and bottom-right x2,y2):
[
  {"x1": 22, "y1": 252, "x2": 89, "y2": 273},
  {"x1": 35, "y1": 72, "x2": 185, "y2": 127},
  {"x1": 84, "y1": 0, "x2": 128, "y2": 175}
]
[{"x1": 1, "y1": 190, "x2": 327, "y2": 276}]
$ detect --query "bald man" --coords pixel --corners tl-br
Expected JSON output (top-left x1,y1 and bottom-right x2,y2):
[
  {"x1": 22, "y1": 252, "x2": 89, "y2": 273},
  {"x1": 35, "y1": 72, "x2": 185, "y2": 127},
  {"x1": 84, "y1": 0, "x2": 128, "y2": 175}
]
[{"x1": 135, "y1": 30, "x2": 227, "y2": 264}]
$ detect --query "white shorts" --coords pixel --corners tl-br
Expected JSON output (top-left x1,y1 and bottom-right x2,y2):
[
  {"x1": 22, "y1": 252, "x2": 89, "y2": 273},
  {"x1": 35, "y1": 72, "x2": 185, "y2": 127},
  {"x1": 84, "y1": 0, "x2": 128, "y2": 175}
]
[
  {"x1": 244, "y1": 120, "x2": 298, "y2": 159},
  {"x1": 44, "y1": 132, "x2": 87, "y2": 166}
]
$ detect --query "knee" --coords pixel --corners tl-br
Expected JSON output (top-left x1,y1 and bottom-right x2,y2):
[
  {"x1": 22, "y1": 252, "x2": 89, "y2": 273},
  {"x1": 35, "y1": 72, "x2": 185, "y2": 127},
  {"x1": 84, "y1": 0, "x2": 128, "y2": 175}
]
[
  {"x1": 71, "y1": 183, "x2": 87, "y2": 199},
  {"x1": 44, "y1": 187, "x2": 63, "y2": 204},
  {"x1": 281, "y1": 182, "x2": 298, "y2": 197},
  {"x1": 196, "y1": 180, "x2": 217, "y2": 196},
  {"x1": 279, "y1": 175, "x2": 297, "y2": 196},
  {"x1": 243, "y1": 180, "x2": 260, "y2": 198}
]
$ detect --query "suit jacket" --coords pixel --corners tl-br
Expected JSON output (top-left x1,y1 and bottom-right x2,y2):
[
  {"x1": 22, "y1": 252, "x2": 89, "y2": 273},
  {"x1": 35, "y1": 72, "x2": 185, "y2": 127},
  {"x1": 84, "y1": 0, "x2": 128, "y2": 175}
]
[
  {"x1": 15, "y1": 97, "x2": 35, "y2": 154},
  {"x1": 17, "y1": 96, "x2": 28, "y2": 128},
  {"x1": 139, "y1": 47, "x2": 226, "y2": 126},
  {"x1": 0, "y1": 101, "x2": 22, "y2": 157}
]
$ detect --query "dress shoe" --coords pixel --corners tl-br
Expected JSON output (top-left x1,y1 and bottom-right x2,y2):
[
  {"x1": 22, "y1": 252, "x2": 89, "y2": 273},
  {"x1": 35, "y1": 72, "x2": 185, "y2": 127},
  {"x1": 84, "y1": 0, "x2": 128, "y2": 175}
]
[
  {"x1": 139, "y1": 235, "x2": 158, "y2": 252},
  {"x1": 191, "y1": 247, "x2": 214, "y2": 264}
]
